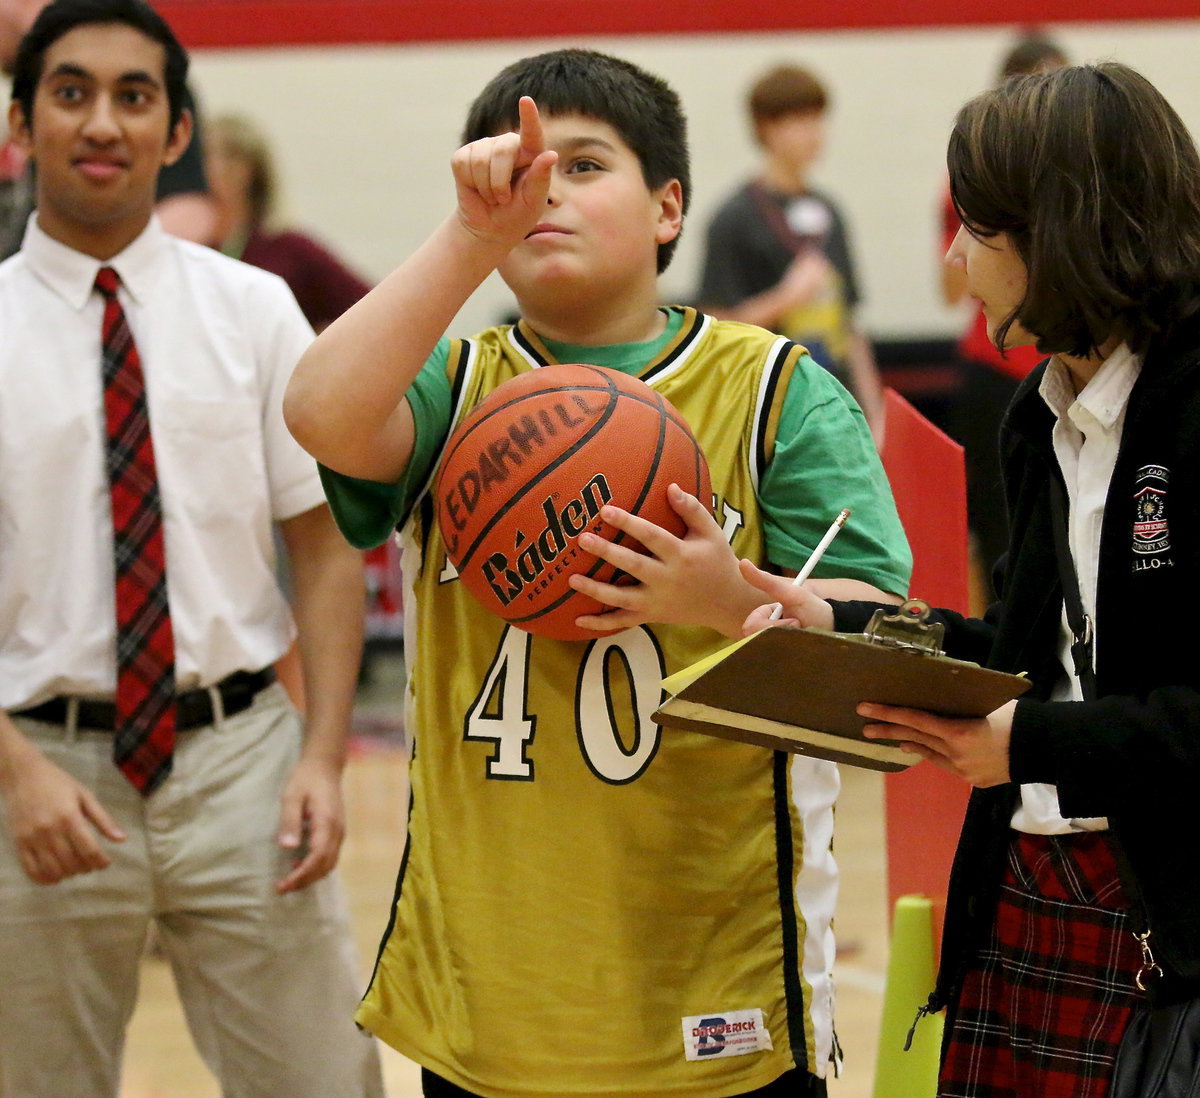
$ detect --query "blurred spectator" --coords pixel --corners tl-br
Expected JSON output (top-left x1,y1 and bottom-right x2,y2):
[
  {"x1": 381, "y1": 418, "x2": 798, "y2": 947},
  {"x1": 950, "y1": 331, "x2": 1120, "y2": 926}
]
[
  {"x1": 206, "y1": 114, "x2": 395, "y2": 677},
  {"x1": 207, "y1": 112, "x2": 372, "y2": 331},
  {"x1": 154, "y1": 84, "x2": 219, "y2": 244},
  {"x1": 698, "y1": 63, "x2": 884, "y2": 441},
  {"x1": 0, "y1": 0, "x2": 43, "y2": 256},
  {"x1": 942, "y1": 33, "x2": 1069, "y2": 605}
]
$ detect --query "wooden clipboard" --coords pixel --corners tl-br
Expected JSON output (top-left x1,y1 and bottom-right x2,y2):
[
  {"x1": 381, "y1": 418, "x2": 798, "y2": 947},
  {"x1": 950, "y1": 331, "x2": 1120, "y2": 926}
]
[{"x1": 653, "y1": 600, "x2": 1030, "y2": 772}]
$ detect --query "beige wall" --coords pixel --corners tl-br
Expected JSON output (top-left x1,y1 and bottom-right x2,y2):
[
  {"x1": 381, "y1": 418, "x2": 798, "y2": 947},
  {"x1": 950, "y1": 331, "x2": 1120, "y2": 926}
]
[{"x1": 100, "y1": 21, "x2": 1200, "y2": 339}]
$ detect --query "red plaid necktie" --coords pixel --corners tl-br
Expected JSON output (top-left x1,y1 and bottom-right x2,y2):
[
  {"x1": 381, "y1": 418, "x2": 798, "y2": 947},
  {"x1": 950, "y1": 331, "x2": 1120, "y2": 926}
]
[{"x1": 96, "y1": 266, "x2": 176, "y2": 794}]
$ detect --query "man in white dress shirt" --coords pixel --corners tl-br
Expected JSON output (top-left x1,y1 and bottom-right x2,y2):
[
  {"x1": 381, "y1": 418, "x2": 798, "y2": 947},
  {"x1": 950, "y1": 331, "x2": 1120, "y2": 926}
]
[{"x1": 0, "y1": 2, "x2": 384, "y2": 1095}]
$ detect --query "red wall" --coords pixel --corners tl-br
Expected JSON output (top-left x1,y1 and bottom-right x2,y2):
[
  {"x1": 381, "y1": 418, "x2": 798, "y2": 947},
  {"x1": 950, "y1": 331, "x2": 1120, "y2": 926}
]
[
  {"x1": 878, "y1": 388, "x2": 970, "y2": 934},
  {"x1": 157, "y1": 0, "x2": 1199, "y2": 50}
]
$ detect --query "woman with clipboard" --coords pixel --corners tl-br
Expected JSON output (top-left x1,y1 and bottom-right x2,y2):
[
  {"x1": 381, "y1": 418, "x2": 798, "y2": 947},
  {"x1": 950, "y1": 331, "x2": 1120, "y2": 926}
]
[{"x1": 743, "y1": 63, "x2": 1200, "y2": 1098}]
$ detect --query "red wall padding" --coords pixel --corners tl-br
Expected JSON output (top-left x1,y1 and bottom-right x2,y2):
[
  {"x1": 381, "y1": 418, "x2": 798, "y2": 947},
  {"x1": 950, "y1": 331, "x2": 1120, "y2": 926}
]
[{"x1": 157, "y1": 0, "x2": 1198, "y2": 50}]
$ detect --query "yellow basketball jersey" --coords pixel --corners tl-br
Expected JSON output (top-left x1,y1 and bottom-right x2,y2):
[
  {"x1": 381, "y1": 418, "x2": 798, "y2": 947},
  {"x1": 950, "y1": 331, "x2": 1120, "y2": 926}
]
[{"x1": 358, "y1": 309, "x2": 843, "y2": 1096}]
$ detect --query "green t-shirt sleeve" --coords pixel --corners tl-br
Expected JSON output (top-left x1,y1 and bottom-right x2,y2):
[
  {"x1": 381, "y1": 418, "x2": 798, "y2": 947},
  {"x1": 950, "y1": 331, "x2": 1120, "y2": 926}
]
[
  {"x1": 318, "y1": 340, "x2": 455, "y2": 549},
  {"x1": 759, "y1": 354, "x2": 912, "y2": 595}
]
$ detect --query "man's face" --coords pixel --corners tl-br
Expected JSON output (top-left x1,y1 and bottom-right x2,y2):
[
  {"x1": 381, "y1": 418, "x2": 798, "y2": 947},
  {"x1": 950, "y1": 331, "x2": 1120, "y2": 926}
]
[
  {"x1": 0, "y1": 0, "x2": 47, "y2": 76},
  {"x1": 8, "y1": 20, "x2": 190, "y2": 257}
]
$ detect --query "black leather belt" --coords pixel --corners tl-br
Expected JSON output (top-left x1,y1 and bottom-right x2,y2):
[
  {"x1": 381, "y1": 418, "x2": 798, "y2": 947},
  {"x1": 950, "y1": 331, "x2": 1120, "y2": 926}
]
[{"x1": 14, "y1": 668, "x2": 276, "y2": 731}]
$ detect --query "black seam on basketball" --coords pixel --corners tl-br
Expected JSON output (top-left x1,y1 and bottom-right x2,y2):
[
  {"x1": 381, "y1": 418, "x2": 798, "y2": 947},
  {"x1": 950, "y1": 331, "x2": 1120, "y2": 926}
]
[
  {"x1": 438, "y1": 364, "x2": 704, "y2": 635},
  {"x1": 454, "y1": 381, "x2": 623, "y2": 571},
  {"x1": 438, "y1": 367, "x2": 666, "y2": 471},
  {"x1": 444, "y1": 382, "x2": 618, "y2": 459},
  {"x1": 442, "y1": 375, "x2": 678, "y2": 573},
  {"x1": 504, "y1": 409, "x2": 679, "y2": 626}
]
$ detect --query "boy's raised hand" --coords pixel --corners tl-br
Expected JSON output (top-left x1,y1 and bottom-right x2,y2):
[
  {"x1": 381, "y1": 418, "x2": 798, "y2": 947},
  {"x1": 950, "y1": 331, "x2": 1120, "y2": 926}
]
[{"x1": 453, "y1": 96, "x2": 558, "y2": 250}]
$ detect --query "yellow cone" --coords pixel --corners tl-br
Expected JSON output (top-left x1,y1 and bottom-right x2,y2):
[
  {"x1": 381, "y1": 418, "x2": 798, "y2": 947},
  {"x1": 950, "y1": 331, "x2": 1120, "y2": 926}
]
[{"x1": 872, "y1": 895, "x2": 944, "y2": 1098}]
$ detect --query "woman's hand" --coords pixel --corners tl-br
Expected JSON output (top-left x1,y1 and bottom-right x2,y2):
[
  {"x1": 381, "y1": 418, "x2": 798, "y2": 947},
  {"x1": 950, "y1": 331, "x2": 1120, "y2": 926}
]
[{"x1": 858, "y1": 699, "x2": 1017, "y2": 787}]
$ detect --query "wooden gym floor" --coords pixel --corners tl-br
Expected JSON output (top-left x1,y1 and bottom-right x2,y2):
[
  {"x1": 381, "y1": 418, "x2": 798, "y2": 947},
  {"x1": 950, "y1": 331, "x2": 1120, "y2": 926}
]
[{"x1": 118, "y1": 650, "x2": 890, "y2": 1098}]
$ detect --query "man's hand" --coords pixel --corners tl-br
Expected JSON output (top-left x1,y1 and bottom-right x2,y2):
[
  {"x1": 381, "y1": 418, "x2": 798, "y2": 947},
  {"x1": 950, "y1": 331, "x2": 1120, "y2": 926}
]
[
  {"x1": 0, "y1": 741, "x2": 125, "y2": 885},
  {"x1": 858, "y1": 699, "x2": 1017, "y2": 788},
  {"x1": 568, "y1": 484, "x2": 759, "y2": 638},
  {"x1": 452, "y1": 96, "x2": 558, "y2": 251},
  {"x1": 274, "y1": 752, "x2": 346, "y2": 894}
]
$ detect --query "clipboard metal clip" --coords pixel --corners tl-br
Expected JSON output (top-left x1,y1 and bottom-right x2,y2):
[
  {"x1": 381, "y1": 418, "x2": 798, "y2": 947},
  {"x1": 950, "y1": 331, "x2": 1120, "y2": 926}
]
[{"x1": 863, "y1": 598, "x2": 945, "y2": 657}]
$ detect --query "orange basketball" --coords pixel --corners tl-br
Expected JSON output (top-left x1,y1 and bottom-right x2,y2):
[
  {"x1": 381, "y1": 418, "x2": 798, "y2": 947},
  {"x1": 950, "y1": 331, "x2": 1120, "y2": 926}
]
[{"x1": 435, "y1": 364, "x2": 712, "y2": 641}]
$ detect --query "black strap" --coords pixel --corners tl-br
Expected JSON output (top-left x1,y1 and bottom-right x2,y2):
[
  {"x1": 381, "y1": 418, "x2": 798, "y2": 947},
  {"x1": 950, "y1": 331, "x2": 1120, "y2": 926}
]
[
  {"x1": 1047, "y1": 476, "x2": 1098, "y2": 702},
  {"x1": 1048, "y1": 475, "x2": 1186, "y2": 996},
  {"x1": 747, "y1": 181, "x2": 818, "y2": 257}
]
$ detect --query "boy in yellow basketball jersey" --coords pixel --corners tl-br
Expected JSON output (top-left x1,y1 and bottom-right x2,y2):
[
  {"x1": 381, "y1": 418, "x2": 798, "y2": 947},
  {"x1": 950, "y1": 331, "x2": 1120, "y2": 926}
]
[{"x1": 286, "y1": 50, "x2": 910, "y2": 1098}]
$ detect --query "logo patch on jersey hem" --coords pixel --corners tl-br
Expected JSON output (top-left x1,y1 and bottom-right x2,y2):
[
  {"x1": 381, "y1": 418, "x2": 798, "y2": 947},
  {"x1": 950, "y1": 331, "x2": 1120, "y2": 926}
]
[{"x1": 682, "y1": 1009, "x2": 773, "y2": 1061}]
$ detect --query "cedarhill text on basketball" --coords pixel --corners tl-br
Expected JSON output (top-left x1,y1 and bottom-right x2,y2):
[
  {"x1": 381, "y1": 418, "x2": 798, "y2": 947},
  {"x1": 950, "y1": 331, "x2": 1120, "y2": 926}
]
[
  {"x1": 438, "y1": 392, "x2": 609, "y2": 560},
  {"x1": 434, "y1": 364, "x2": 711, "y2": 641}
]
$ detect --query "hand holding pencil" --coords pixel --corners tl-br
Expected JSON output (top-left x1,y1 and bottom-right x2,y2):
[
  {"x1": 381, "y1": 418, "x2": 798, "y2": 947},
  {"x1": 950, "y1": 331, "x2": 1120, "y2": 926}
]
[
  {"x1": 768, "y1": 509, "x2": 851, "y2": 620},
  {"x1": 738, "y1": 509, "x2": 851, "y2": 635}
]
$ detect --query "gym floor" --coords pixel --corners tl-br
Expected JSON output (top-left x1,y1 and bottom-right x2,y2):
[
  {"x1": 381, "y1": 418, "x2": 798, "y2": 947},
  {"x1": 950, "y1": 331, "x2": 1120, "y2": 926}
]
[{"x1": 119, "y1": 650, "x2": 890, "y2": 1098}]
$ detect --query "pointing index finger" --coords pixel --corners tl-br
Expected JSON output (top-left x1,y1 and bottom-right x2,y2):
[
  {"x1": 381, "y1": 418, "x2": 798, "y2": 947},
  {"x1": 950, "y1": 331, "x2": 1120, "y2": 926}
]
[{"x1": 516, "y1": 96, "x2": 545, "y2": 164}]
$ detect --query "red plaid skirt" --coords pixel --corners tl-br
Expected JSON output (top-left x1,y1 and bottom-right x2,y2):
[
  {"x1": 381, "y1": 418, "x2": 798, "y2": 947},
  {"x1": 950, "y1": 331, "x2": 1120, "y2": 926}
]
[{"x1": 938, "y1": 830, "x2": 1143, "y2": 1098}]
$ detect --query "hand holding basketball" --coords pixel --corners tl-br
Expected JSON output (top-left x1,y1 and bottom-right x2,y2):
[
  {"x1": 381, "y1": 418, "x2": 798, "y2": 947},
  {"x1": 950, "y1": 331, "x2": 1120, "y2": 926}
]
[
  {"x1": 452, "y1": 96, "x2": 557, "y2": 249},
  {"x1": 435, "y1": 364, "x2": 712, "y2": 641},
  {"x1": 568, "y1": 484, "x2": 757, "y2": 638}
]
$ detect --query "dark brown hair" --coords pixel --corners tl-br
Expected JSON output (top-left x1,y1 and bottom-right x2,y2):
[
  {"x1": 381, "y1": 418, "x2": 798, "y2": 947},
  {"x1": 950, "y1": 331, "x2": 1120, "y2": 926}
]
[
  {"x1": 748, "y1": 64, "x2": 828, "y2": 128},
  {"x1": 998, "y1": 34, "x2": 1067, "y2": 80},
  {"x1": 949, "y1": 62, "x2": 1200, "y2": 358}
]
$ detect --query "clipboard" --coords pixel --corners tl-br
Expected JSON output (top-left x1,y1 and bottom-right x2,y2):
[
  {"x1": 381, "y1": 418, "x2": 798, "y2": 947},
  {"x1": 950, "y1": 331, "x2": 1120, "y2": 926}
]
[{"x1": 653, "y1": 599, "x2": 1030, "y2": 772}]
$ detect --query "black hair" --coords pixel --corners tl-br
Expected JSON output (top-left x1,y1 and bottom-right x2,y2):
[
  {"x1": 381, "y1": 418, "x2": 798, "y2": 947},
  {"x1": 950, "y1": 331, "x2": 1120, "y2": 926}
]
[
  {"x1": 949, "y1": 62, "x2": 1200, "y2": 358},
  {"x1": 11, "y1": 0, "x2": 189, "y2": 131},
  {"x1": 462, "y1": 48, "x2": 689, "y2": 274}
]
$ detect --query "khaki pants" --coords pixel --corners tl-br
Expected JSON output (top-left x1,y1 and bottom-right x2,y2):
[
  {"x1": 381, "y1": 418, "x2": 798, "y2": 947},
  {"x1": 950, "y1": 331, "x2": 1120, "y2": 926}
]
[{"x1": 0, "y1": 684, "x2": 384, "y2": 1098}]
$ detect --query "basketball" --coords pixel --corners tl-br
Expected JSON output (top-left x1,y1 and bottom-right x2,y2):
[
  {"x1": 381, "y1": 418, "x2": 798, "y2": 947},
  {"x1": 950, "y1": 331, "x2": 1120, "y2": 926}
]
[{"x1": 435, "y1": 364, "x2": 712, "y2": 641}]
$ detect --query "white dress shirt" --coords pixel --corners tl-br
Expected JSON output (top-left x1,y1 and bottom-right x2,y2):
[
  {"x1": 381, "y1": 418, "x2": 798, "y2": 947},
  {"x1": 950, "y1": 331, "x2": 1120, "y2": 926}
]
[
  {"x1": 1011, "y1": 342, "x2": 1141, "y2": 834},
  {"x1": 0, "y1": 216, "x2": 324, "y2": 708}
]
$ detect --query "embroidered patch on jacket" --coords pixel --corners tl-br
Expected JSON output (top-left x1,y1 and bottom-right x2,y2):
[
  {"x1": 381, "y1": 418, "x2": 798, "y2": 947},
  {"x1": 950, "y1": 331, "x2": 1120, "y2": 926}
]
[
  {"x1": 681, "y1": 1009, "x2": 773, "y2": 1061},
  {"x1": 1132, "y1": 463, "x2": 1174, "y2": 568}
]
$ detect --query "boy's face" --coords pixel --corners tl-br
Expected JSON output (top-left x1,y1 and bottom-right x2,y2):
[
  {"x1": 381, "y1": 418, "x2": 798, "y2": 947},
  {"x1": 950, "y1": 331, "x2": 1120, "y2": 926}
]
[
  {"x1": 497, "y1": 112, "x2": 682, "y2": 317},
  {"x1": 758, "y1": 109, "x2": 825, "y2": 175},
  {"x1": 8, "y1": 20, "x2": 191, "y2": 258}
]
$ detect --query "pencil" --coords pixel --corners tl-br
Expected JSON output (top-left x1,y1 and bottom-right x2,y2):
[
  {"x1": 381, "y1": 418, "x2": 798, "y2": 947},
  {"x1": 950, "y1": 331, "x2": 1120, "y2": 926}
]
[{"x1": 767, "y1": 508, "x2": 851, "y2": 621}]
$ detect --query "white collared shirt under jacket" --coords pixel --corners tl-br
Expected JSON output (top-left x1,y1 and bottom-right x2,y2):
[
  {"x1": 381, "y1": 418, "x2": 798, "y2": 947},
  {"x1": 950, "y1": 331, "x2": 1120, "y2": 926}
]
[{"x1": 1012, "y1": 342, "x2": 1141, "y2": 835}]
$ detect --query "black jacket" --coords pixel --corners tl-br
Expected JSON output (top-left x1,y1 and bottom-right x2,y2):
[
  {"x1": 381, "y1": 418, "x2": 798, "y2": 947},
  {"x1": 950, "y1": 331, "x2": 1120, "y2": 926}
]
[{"x1": 834, "y1": 320, "x2": 1200, "y2": 1009}]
